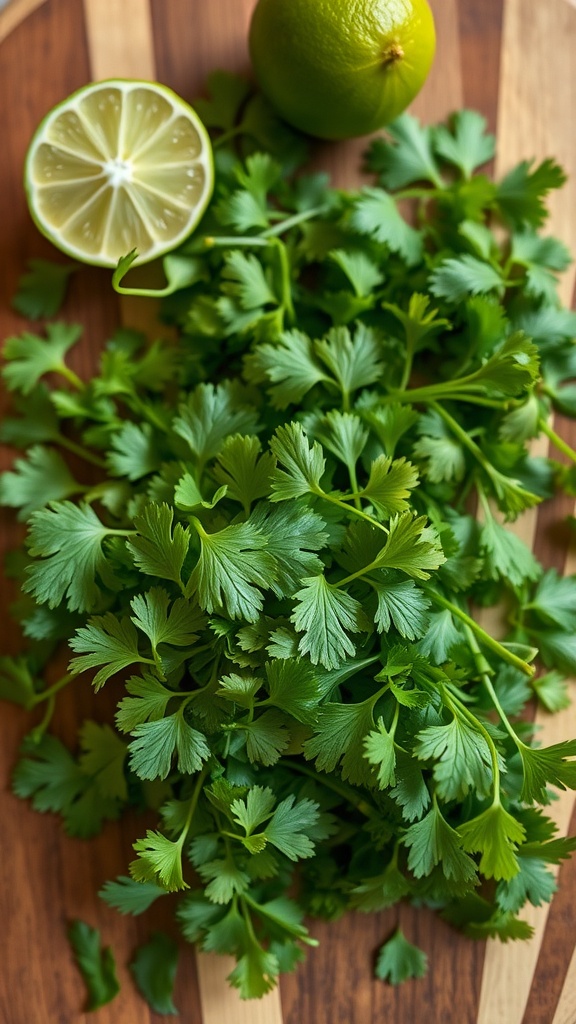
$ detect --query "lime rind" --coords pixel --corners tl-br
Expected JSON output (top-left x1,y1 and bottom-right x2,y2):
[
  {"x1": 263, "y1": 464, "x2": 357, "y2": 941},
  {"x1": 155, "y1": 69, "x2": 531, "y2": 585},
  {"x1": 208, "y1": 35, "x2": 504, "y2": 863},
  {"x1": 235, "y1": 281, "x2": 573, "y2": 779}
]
[{"x1": 24, "y1": 79, "x2": 214, "y2": 268}]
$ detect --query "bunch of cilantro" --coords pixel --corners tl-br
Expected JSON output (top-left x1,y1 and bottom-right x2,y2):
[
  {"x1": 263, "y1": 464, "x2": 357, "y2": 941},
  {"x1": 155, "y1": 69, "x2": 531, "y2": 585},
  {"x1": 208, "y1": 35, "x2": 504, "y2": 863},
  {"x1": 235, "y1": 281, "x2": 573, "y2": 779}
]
[{"x1": 3, "y1": 72, "x2": 576, "y2": 1008}]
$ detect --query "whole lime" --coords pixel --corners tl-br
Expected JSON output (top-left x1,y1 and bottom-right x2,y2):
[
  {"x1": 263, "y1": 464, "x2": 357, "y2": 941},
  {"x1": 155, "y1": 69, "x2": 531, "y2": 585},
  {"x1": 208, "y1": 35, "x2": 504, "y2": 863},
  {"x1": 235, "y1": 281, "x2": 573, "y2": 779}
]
[{"x1": 248, "y1": 0, "x2": 436, "y2": 140}]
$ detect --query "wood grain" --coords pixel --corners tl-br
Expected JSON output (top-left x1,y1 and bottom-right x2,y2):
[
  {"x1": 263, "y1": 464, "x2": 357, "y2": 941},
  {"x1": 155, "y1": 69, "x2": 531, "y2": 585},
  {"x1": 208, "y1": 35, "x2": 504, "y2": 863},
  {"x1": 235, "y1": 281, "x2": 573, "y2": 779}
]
[{"x1": 0, "y1": 2, "x2": 576, "y2": 1023}]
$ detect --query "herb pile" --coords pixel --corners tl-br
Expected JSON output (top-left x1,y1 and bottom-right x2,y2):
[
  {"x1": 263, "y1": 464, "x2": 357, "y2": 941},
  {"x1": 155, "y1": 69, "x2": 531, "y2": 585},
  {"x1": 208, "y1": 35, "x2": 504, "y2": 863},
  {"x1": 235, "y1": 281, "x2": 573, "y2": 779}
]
[{"x1": 3, "y1": 73, "x2": 576, "y2": 1007}]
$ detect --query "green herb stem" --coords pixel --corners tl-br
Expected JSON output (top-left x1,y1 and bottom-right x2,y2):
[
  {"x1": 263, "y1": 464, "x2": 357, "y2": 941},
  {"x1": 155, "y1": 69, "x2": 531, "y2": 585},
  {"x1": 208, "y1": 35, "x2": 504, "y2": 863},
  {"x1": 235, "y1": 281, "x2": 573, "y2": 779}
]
[
  {"x1": 428, "y1": 589, "x2": 534, "y2": 676},
  {"x1": 278, "y1": 758, "x2": 373, "y2": 815},
  {"x1": 31, "y1": 672, "x2": 75, "y2": 706},
  {"x1": 538, "y1": 417, "x2": 576, "y2": 464}
]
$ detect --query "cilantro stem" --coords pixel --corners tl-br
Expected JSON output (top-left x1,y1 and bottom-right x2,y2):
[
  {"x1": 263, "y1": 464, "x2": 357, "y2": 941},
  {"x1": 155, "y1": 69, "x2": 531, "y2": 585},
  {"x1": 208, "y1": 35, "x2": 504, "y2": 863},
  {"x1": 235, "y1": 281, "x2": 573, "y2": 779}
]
[
  {"x1": 428, "y1": 590, "x2": 534, "y2": 676},
  {"x1": 56, "y1": 435, "x2": 107, "y2": 469},
  {"x1": 30, "y1": 694, "x2": 56, "y2": 742},
  {"x1": 317, "y1": 489, "x2": 388, "y2": 535},
  {"x1": 474, "y1": 653, "x2": 525, "y2": 749},
  {"x1": 261, "y1": 205, "x2": 330, "y2": 238},
  {"x1": 204, "y1": 235, "x2": 269, "y2": 249},
  {"x1": 212, "y1": 125, "x2": 245, "y2": 148},
  {"x1": 58, "y1": 364, "x2": 84, "y2": 390},
  {"x1": 177, "y1": 766, "x2": 209, "y2": 852},
  {"x1": 386, "y1": 382, "x2": 507, "y2": 408},
  {"x1": 431, "y1": 402, "x2": 492, "y2": 472},
  {"x1": 278, "y1": 758, "x2": 373, "y2": 815},
  {"x1": 537, "y1": 417, "x2": 576, "y2": 464},
  {"x1": 271, "y1": 239, "x2": 296, "y2": 326},
  {"x1": 31, "y1": 671, "x2": 75, "y2": 706}
]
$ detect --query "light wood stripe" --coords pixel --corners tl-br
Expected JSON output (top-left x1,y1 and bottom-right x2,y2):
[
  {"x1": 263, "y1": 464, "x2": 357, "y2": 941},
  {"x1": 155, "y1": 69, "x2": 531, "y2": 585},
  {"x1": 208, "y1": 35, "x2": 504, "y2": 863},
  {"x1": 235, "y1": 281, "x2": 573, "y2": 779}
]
[
  {"x1": 494, "y1": 0, "x2": 576, "y2": 307},
  {"x1": 411, "y1": 0, "x2": 463, "y2": 120},
  {"x1": 81, "y1": 2, "x2": 284, "y2": 1020},
  {"x1": 196, "y1": 956, "x2": 285, "y2": 1024},
  {"x1": 477, "y1": 2, "x2": 576, "y2": 1018},
  {"x1": 0, "y1": 0, "x2": 48, "y2": 44},
  {"x1": 553, "y1": 945, "x2": 576, "y2": 1024},
  {"x1": 83, "y1": 0, "x2": 155, "y2": 81}
]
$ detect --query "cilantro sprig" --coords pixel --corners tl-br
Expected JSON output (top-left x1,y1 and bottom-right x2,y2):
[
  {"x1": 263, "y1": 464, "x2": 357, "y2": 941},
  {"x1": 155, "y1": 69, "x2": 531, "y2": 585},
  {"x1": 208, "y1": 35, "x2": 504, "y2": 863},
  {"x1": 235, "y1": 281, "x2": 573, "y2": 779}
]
[{"x1": 3, "y1": 75, "x2": 576, "y2": 1006}]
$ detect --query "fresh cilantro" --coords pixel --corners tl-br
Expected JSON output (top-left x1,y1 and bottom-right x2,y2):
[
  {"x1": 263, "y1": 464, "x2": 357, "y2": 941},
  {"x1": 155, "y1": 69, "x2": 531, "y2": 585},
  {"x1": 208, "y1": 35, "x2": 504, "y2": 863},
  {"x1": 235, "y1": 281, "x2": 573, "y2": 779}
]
[
  {"x1": 2, "y1": 322, "x2": 82, "y2": 393},
  {"x1": 130, "y1": 932, "x2": 179, "y2": 1015},
  {"x1": 12, "y1": 258, "x2": 76, "y2": 319},
  {"x1": 4, "y1": 96, "x2": 576, "y2": 1008},
  {"x1": 375, "y1": 928, "x2": 428, "y2": 985},
  {"x1": 99, "y1": 875, "x2": 166, "y2": 915},
  {"x1": 67, "y1": 920, "x2": 120, "y2": 1011}
]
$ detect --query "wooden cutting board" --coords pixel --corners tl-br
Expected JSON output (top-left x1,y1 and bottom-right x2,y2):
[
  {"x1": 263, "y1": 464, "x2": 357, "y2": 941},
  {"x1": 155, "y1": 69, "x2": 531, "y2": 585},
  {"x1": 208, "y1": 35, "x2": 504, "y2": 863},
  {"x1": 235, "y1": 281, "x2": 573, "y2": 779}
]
[{"x1": 1, "y1": 1, "x2": 576, "y2": 1022}]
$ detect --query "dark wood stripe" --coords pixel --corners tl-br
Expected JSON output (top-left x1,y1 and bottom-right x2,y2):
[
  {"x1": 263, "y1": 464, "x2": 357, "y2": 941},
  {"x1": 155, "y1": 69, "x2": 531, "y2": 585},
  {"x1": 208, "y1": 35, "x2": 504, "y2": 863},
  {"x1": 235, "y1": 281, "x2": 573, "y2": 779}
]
[
  {"x1": 521, "y1": 799, "x2": 576, "y2": 1024},
  {"x1": 457, "y1": 0, "x2": 505, "y2": 131}
]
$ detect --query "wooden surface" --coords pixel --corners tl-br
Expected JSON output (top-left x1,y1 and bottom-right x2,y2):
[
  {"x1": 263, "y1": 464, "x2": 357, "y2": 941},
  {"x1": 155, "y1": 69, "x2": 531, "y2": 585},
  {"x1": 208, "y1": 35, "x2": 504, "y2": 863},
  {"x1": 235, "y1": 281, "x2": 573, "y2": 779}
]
[{"x1": 1, "y1": 1, "x2": 576, "y2": 1022}]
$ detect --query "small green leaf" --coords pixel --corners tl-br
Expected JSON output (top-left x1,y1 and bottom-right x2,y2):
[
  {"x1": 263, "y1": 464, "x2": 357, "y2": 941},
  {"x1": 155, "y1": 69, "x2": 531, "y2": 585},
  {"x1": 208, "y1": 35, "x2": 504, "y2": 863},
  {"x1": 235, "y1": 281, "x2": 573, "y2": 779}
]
[
  {"x1": 130, "y1": 932, "x2": 179, "y2": 1015},
  {"x1": 68, "y1": 920, "x2": 120, "y2": 1011}
]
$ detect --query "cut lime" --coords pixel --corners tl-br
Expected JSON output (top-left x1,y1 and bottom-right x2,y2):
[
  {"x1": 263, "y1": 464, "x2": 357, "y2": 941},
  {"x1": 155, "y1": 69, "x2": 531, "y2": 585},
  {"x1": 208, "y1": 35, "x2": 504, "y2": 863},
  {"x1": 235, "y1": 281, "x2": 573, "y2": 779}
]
[{"x1": 24, "y1": 79, "x2": 214, "y2": 267}]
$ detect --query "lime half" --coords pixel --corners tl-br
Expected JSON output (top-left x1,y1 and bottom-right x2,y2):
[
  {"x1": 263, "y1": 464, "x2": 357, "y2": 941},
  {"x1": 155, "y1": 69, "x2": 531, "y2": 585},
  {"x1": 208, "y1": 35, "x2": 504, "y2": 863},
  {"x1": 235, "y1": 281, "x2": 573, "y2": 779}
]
[{"x1": 24, "y1": 79, "x2": 214, "y2": 267}]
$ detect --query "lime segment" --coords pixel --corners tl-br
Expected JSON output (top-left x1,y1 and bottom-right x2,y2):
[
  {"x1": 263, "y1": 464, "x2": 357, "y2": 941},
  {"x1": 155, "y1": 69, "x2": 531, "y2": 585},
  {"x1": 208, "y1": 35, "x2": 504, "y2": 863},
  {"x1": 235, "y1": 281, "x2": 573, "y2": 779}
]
[{"x1": 25, "y1": 79, "x2": 214, "y2": 267}]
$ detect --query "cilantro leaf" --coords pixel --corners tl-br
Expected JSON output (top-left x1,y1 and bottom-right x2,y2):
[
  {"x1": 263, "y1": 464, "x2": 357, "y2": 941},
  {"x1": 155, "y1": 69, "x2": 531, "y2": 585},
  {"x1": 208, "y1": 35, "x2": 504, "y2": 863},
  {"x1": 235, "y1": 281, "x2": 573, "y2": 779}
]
[
  {"x1": 173, "y1": 382, "x2": 258, "y2": 468},
  {"x1": 131, "y1": 830, "x2": 189, "y2": 891},
  {"x1": 78, "y1": 720, "x2": 127, "y2": 801},
  {"x1": 69, "y1": 614, "x2": 145, "y2": 690},
  {"x1": 363, "y1": 718, "x2": 397, "y2": 788},
  {"x1": 189, "y1": 517, "x2": 276, "y2": 621},
  {"x1": 227, "y1": 934, "x2": 279, "y2": 999},
  {"x1": 2, "y1": 322, "x2": 81, "y2": 393},
  {"x1": 264, "y1": 794, "x2": 321, "y2": 860},
  {"x1": 429, "y1": 255, "x2": 503, "y2": 303},
  {"x1": 351, "y1": 188, "x2": 423, "y2": 265},
  {"x1": 193, "y1": 70, "x2": 251, "y2": 131},
  {"x1": 249, "y1": 501, "x2": 328, "y2": 597},
  {"x1": 525, "y1": 569, "x2": 576, "y2": 631},
  {"x1": 518, "y1": 739, "x2": 576, "y2": 804},
  {"x1": 370, "y1": 578, "x2": 430, "y2": 639},
  {"x1": 496, "y1": 158, "x2": 566, "y2": 228},
  {"x1": 128, "y1": 711, "x2": 210, "y2": 780},
  {"x1": 330, "y1": 248, "x2": 384, "y2": 297},
  {"x1": 242, "y1": 709, "x2": 290, "y2": 765},
  {"x1": 130, "y1": 932, "x2": 179, "y2": 1015},
  {"x1": 403, "y1": 802, "x2": 478, "y2": 881},
  {"x1": 106, "y1": 421, "x2": 163, "y2": 481},
  {"x1": 67, "y1": 920, "x2": 120, "y2": 1011},
  {"x1": 264, "y1": 659, "x2": 322, "y2": 723},
  {"x1": 130, "y1": 588, "x2": 201, "y2": 656},
  {"x1": 315, "y1": 324, "x2": 385, "y2": 399},
  {"x1": 434, "y1": 110, "x2": 495, "y2": 179},
  {"x1": 303, "y1": 696, "x2": 378, "y2": 785},
  {"x1": 99, "y1": 875, "x2": 166, "y2": 916},
  {"x1": 244, "y1": 329, "x2": 329, "y2": 409},
  {"x1": 415, "y1": 710, "x2": 493, "y2": 801},
  {"x1": 24, "y1": 501, "x2": 115, "y2": 612},
  {"x1": 366, "y1": 114, "x2": 442, "y2": 188},
  {"x1": 458, "y1": 803, "x2": 526, "y2": 880},
  {"x1": 115, "y1": 673, "x2": 177, "y2": 732},
  {"x1": 479, "y1": 513, "x2": 541, "y2": 587},
  {"x1": 371, "y1": 513, "x2": 445, "y2": 580},
  {"x1": 0, "y1": 656, "x2": 37, "y2": 709},
  {"x1": 270, "y1": 422, "x2": 326, "y2": 500},
  {"x1": 496, "y1": 856, "x2": 556, "y2": 913},
  {"x1": 127, "y1": 503, "x2": 191, "y2": 590},
  {"x1": 375, "y1": 928, "x2": 428, "y2": 985},
  {"x1": 0, "y1": 445, "x2": 79, "y2": 519},
  {"x1": 291, "y1": 574, "x2": 368, "y2": 669},
  {"x1": 214, "y1": 435, "x2": 275, "y2": 510},
  {"x1": 12, "y1": 258, "x2": 75, "y2": 319},
  {"x1": 531, "y1": 671, "x2": 571, "y2": 713},
  {"x1": 359, "y1": 455, "x2": 419, "y2": 518}
]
